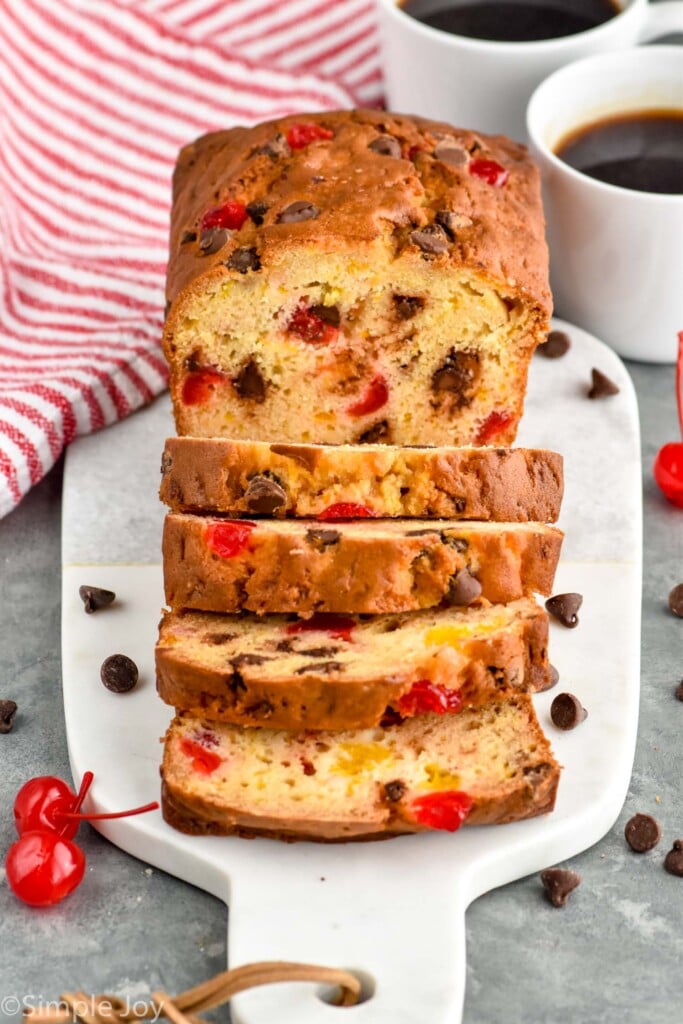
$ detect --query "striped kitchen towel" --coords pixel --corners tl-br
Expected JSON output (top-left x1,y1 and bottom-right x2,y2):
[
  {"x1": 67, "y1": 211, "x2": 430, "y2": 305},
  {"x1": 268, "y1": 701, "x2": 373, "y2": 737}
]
[{"x1": 0, "y1": 0, "x2": 382, "y2": 518}]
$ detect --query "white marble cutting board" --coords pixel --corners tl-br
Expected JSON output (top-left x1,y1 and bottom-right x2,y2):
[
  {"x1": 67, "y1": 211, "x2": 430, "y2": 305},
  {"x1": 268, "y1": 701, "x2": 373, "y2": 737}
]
[{"x1": 61, "y1": 319, "x2": 642, "y2": 1024}]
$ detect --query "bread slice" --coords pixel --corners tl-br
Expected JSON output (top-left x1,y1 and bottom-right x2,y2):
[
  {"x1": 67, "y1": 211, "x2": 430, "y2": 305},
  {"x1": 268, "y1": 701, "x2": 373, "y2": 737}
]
[
  {"x1": 161, "y1": 696, "x2": 560, "y2": 841},
  {"x1": 163, "y1": 514, "x2": 562, "y2": 615},
  {"x1": 156, "y1": 599, "x2": 550, "y2": 730},
  {"x1": 164, "y1": 111, "x2": 551, "y2": 448},
  {"x1": 160, "y1": 438, "x2": 564, "y2": 522}
]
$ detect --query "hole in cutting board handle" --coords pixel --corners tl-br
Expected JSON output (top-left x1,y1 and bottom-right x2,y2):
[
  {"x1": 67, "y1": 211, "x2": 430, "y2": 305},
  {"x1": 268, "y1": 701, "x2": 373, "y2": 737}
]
[{"x1": 317, "y1": 967, "x2": 376, "y2": 1008}]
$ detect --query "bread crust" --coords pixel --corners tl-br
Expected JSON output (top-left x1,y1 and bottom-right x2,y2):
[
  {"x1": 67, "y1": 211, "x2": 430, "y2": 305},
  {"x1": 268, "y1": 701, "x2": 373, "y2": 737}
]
[
  {"x1": 159, "y1": 438, "x2": 564, "y2": 522},
  {"x1": 162, "y1": 514, "x2": 563, "y2": 615}
]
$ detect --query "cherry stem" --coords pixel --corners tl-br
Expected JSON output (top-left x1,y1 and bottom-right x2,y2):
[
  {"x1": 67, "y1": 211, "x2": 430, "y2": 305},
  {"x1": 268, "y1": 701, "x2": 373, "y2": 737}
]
[
  {"x1": 61, "y1": 801, "x2": 159, "y2": 822},
  {"x1": 677, "y1": 332, "x2": 683, "y2": 442},
  {"x1": 72, "y1": 771, "x2": 94, "y2": 815}
]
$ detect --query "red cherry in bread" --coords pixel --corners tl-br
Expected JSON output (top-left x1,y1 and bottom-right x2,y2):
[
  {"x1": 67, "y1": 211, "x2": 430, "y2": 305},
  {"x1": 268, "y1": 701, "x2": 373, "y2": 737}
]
[
  {"x1": 318, "y1": 502, "x2": 375, "y2": 520},
  {"x1": 286, "y1": 303, "x2": 338, "y2": 344},
  {"x1": 286, "y1": 612, "x2": 356, "y2": 642},
  {"x1": 469, "y1": 159, "x2": 509, "y2": 187},
  {"x1": 180, "y1": 738, "x2": 223, "y2": 775},
  {"x1": 205, "y1": 520, "x2": 256, "y2": 558},
  {"x1": 347, "y1": 375, "x2": 389, "y2": 417},
  {"x1": 654, "y1": 331, "x2": 683, "y2": 506},
  {"x1": 397, "y1": 680, "x2": 463, "y2": 717},
  {"x1": 201, "y1": 200, "x2": 247, "y2": 231},
  {"x1": 286, "y1": 123, "x2": 333, "y2": 149},
  {"x1": 6, "y1": 831, "x2": 86, "y2": 907},
  {"x1": 182, "y1": 369, "x2": 225, "y2": 405},
  {"x1": 476, "y1": 410, "x2": 513, "y2": 444},
  {"x1": 410, "y1": 790, "x2": 473, "y2": 832}
]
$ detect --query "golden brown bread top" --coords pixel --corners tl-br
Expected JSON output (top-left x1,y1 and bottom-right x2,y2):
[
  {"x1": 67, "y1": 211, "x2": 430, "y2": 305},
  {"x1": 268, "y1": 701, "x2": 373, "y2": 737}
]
[{"x1": 167, "y1": 109, "x2": 551, "y2": 315}]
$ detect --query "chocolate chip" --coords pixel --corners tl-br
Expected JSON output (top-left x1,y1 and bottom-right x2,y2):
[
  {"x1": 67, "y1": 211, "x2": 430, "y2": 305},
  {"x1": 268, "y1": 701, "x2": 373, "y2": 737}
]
[
  {"x1": 368, "y1": 134, "x2": 402, "y2": 158},
  {"x1": 244, "y1": 474, "x2": 287, "y2": 514},
  {"x1": 664, "y1": 840, "x2": 683, "y2": 876},
  {"x1": 538, "y1": 330, "x2": 571, "y2": 359},
  {"x1": 275, "y1": 639, "x2": 294, "y2": 653},
  {"x1": 675, "y1": 679, "x2": 683, "y2": 701},
  {"x1": 270, "y1": 443, "x2": 319, "y2": 472},
  {"x1": 226, "y1": 247, "x2": 261, "y2": 273},
  {"x1": 357, "y1": 420, "x2": 389, "y2": 444},
  {"x1": 0, "y1": 700, "x2": 17, "y2": 734},
  {"x1": 410, "y1": 224, "x2": 449, "y2": 255},
  {"x1": 308, "y1": 303, "x2": 340, "y2": 328},
  {"x1": 181, "y1": 229, "x2": 197, "y2": 245},
  {"x1": 227, "y1": 669, "x2": 247, "y2": 694},
  {"x1": 306, "y1": 528, "x2": 341, "y2": 550},
  {"x1": 259, "y1": 133, "x2": 291, "y2": 159},
  {"x1": 204, "y1": 631, "x2": 237, "y2": 645},
  {"x1": 246, "y1": 200, "x2": 268, "y2": 225},
  {"x1": 384, "y1": 779, "x2": 407, "y2": 802},
  {"x1": 431, "y1": 348, "x2": 480, "y2": 406},
  {"x1": 230, "y1": 653, "x2": 270, "y2": 667},
  {"x1": 301, "y1": 758, "x2": 316, "y2": 776},
  {"x1": 545, "y1": 592, "x2": 582, "y2": 628},
  {"x1": 100, "y1": 654, "x2": 138, "y2": 693},
  {"x1": 392, "y1": 294, "x2": 425, "y2": 320},
  {"x1": 233, "y1": 358, "x2": 266, "y2": 402},
  {"x1": 668, "y1": 584, "x2": 683, "y2": 617},
  {"x1": 550, "y1": 692, "x2": 587, "y2": 730},
  {"x1": 160, "y1": 451, "x2": 172, "y2": 476},
  {"x1": 433, "y1": 140, "x2": 469, "y2": 166},
  {"x1": 199, "y1": 227, "x2": 228, "y2": 255},
  {"x1": 625, "y1": 813, "x2": 661, "y2": 853},
  {"x1": 435, "y1": 210, "x2": 473, "y2": 238},
  {"x1": 445, "y1": 568, "x2": 482, "y2": 606},
  {"x1": 541, "y1": 867, "x2": 581, "y2": 907},
  {"x1": 79, "y1": 585, "x2": 116, "y2": 614},
  {"x1": 299, "y1": 646, "x2": 339, "y2": 658},
  {"x1": 278, "y1": 200, "x2": 319, "y2": 223},
  {"x1": 588, "y1": 368, "x2": 620, "y2": 399},
  {"x1": 405, "y1": 528, "x2": 439, "y2": 537},
  {"x1": 294, "y1": 661, "x2": 343, "y2": 675},
  {"x1": 541, "y1": 664, "x2": 560, "y2": 692}
]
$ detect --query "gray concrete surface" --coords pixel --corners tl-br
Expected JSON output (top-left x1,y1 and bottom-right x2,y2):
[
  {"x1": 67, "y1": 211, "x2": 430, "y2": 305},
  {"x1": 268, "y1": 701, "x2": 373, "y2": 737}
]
[{"x1": 0, "y1": 361, "x2": 681, "y2": 1023}]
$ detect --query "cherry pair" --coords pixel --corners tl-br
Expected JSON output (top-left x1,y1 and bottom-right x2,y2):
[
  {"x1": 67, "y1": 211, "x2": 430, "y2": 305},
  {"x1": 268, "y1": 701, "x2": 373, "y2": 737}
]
[{"x1": 6, "y1": 772, "x2": 157, "y2": 907}]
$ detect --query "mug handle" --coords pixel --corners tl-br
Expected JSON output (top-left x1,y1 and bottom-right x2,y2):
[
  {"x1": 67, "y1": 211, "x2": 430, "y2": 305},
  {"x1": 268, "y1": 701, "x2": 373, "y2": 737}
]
[{"x1": 637, "y1": 0, "x2": 683, "y2": 41}]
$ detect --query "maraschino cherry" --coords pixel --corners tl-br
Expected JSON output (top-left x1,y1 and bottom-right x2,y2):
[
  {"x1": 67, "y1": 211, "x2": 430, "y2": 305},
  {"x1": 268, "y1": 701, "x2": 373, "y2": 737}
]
[
  {"x1": 6, "y1": 771, "x2": 158, "y2": 907},
  {"x1": 654, "y1": 332, "x2": 683, "y2": 507}
]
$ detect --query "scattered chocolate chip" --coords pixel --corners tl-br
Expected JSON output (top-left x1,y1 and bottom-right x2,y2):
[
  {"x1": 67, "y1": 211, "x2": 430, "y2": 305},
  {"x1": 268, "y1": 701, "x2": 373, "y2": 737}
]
[
  {"x1": 357, "y1": 420, "x2": 389, "y2": 444},
  {"x1": 278, "y1": 200, "x2": 319, "y2": 223},
  {"x1": 545, "y1": 592, "x2": 583, "y2": 628},
  {"x1": 445, "y1": 568, "x2": 482, "y2": 606},
  {"x1": 294, "y1": 661, "x2": 343, "y2": 675},
  {"x1": 435, "y1": 209, "x2": 472, "y2": 238},
  {"x1": 246, "y1": 200, "x2": 268, "y2": 225},
  {"x1": 226, "y1": 247, "x2": 261, "y2": 273},
  {"x1": 244, "y1": 474, "x2": 287, "y2": 514},
  {"x1": 668, "y1": 584, "x2": 683, "y2": 618},
  {"x1": 675, "y1": 680, "x2": 683, "y2": 701},
  {"x1": 433, "y1": 140, "x2": 469, "y2": 166},
  {"x1": 180, "y1": 229, "x2": 197, "y2": 245},
  {"x1": 233, "y1": 358, "x2": 266, "y2": 402},
  {"x1": 79, "y1": 585, "x2": 116, "y2": 614},
  {"x1": 664, "y1": 840, "x2": 683, "y2": 876},
  {"x1": 199, "y1": 227, "x2": 228, "y2": 255},
  {"x1": 588, "y1": 368, "x2": 620, "y2": 399},
  {"x1": 410, "y1": 224, "x2": 449, "y2": 255},
  {"x1": 368, "y1": 134, "x2": 402, "y2": 158},
  {"x1": 384, "y1": 779, "x2": 407, "y2": 802},
  {"x1": 541, "y1": 867, "x2": 581, "y2": 907},
  {"x1": 270, "y1": 443, "x2": 319, "y2": 472},
  {"x1": 625, "y1": 813, "x2": 661, "y2": 853},
  {"x1": 431, "y1": 348, "x2": 480, "y2": 405},
  {"x1": 306, "y1": 528, "x2": 341, "y2": 550},
  {"x1": 0, "y1": 700, "x2": 18, "y2": 734},
  {"x1": 100, "y1": 654, "x2": 138, "y2": 693},
  {"x1": 538, "y1": 330, "x2": 571, "y2": 359},
  {"x1": 230, "y1": 653, "x2": 270, "y2": 668},
  {"x1": 259, "y1": 133, "x2": 291, "y2": 159},
  {"x1": 550, "y1": 692, "x2": 588, "y2": 730},
  {"x1": 393, "y1": 294, "x2": 425, "y2": 320}
]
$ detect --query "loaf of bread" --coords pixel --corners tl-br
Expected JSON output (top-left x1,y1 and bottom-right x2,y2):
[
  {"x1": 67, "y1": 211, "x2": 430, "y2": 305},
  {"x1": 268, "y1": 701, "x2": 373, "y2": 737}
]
[
  {"x1": 156, "y1": 598, "x2": 550, "y2": 730},
  {"x1": 164, "y1": 110, "x2": 551, "y2": 447},
  {"x1": 163, "y1": 514, "x2": 562, "y2": 615},
  {"x1": 161, "y1": 696, "x2": 560, "y2": 841},
  {"x1": 160, "y1": 438, "x2": 563, "y2": 522}
]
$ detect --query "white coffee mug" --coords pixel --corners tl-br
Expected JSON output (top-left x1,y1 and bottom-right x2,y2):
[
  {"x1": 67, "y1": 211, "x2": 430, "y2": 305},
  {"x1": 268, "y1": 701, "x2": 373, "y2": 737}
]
[
  {"x1": 527, "y1": 46, "x2": 683, "y2": 363},
  {"x1": 376, "y1": 0, "x2": 683, "y2": 141}
]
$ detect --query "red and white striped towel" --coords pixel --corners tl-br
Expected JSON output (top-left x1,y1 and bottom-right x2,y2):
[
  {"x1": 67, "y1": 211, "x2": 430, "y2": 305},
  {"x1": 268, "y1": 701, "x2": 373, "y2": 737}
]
[{"x1": 0, "y1": 0, "x2": 382, "y2": 518}]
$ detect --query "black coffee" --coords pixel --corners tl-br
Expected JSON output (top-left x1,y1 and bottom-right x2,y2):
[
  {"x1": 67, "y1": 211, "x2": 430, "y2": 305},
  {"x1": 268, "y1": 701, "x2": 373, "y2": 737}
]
[
  {"x1": 555, "y1": 110, "x2": 683, "y2": 194},
  {"x1": 401, "y1": 0, "x2": 620, "y2": 42}
]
